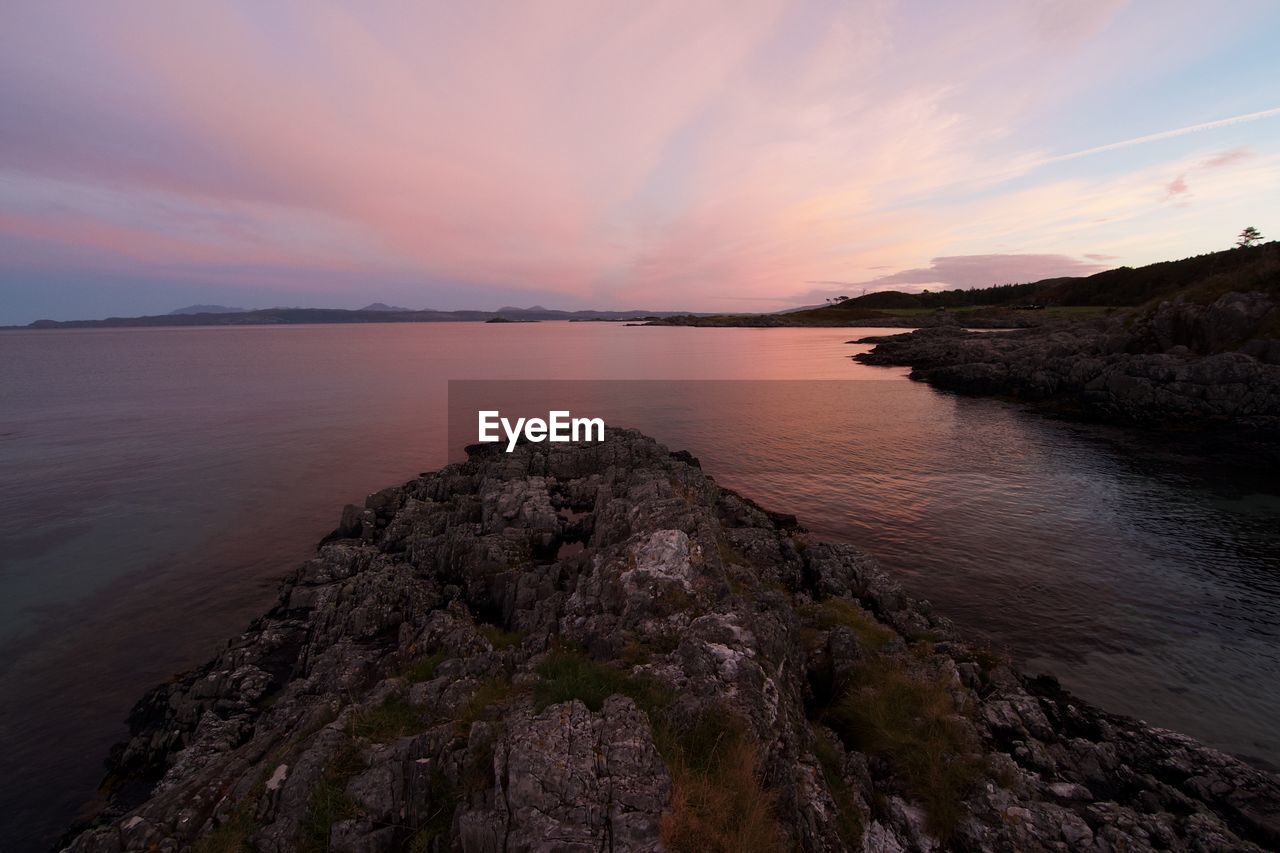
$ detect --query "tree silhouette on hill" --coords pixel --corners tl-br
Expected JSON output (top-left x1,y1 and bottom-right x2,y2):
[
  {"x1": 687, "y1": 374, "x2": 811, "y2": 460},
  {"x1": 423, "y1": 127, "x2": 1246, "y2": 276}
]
[{"x1": 1237, "y1": 226, "x2": 1263, "y2": 248}]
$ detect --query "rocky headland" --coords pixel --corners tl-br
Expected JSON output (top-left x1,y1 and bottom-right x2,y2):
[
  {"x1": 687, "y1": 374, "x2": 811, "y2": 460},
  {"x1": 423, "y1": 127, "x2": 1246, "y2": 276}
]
[
  {"x1": 652, "y1": 243, "x2": 1280, "y2": 335},
  {"x1": 855, "y1": 291, "x2": 1280, "y2": 437},
  {"x1": 641, "y1": 310, "x2": 1038, "y2": 329},
  {"x1": 61, "y1": 430, "x2": 1280, "y2": 852}
]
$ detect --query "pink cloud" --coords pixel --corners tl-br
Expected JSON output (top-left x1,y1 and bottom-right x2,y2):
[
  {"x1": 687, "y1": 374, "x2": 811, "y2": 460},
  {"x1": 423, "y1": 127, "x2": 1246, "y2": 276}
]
[
  {"x1": 1201, "y1": 146, "x2": 1255, "y2": 169},
  {"x1": 0, "y1": 1, "x2": 1274, "y2": 317}
]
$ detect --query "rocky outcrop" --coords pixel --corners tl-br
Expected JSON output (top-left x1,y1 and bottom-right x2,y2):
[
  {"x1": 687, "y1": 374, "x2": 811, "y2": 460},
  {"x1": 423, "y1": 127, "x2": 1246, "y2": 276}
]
[
  {"x1": 855, "y1": 292, "x2": 1280, "y2": 432},
  {"x1": 64, "y1": 431, "x2": 1280, "y2": 852}
]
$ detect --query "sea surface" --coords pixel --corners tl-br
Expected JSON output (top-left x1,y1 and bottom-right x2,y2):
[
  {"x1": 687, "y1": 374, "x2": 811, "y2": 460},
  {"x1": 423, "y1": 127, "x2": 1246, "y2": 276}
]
[{"x1": 1, "y1": 322, "x2": 1277, "y2": 849}]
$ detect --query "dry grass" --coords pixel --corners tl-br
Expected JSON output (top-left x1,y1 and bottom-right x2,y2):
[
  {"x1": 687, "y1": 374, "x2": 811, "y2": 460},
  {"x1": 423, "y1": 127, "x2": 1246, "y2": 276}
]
[
  {"x1": 954, "y1": 643, "x2": 1006, "y2": 675},
  {"x1": 477, "y1": 624, "x2": 525, "y2": 650},
  {"x1": 657, "y1": 710, "x2": 785, "y2": 853},
  {"x1": 831, "y1": 659, "x2": 983, "y2": 838},
  {"x1": 620, "y1": 638, "x2": 650, "y2": 666},
  {"x1": 802, "y1": 598, "x2": 897, "y2": 653}
]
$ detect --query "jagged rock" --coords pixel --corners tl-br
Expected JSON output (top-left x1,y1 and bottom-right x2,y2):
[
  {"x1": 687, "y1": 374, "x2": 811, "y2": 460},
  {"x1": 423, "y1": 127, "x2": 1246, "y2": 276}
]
[{"x1": 62, "y1": 431, "x2": 1280, "y2": 852}]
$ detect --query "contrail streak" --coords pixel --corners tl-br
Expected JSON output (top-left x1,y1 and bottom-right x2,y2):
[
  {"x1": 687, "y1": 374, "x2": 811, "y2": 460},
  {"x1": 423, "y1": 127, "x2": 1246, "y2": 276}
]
[{"x1": 1043, "y1": 106, "x2": 1280, "y2": 164}]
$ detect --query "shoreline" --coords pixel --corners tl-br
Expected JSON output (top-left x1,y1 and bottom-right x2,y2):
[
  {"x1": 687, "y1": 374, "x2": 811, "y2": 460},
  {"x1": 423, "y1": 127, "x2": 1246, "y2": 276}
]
[
  {"x1": 0, "y1": 308, "x2": 1029, "y2": 327},
  {"x1": 638, "y1": 310, "x2": 1042, "y2": 329},
  {"x1": 853, "y1": 291, "x2": 1280, "y2": 445},
  {"x1": 64, "y1": 431, "x2": 1280, "y2": 851}
]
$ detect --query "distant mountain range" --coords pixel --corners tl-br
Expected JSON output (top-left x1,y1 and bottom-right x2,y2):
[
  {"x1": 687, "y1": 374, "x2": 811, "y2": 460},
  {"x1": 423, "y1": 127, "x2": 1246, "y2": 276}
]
[
  {"x1": 20, "y1": 304, "x2": 703, "y2": 329},
  {"x1": 168, "y1": 304, "x2": 249, "y2": 315},
  {"x1": 28, "y1": 244, "x2": 1274, "y2": 330}
]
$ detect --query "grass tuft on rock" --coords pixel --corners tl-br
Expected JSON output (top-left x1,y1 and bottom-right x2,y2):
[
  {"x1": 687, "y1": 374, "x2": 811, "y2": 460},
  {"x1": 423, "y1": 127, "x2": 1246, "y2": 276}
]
[
  {"x1": 352, "y1": 695, "x2": 424, "y2": 743},
  {"x1": 830, "y1": 659, "x2": 984, "y2": 838},
  {"x1": 810, "y1": 723, "x2": 866, "y2": 848},
  {"x1": 456, "y1": 677, "x2": 519, "y2": 730},
  {"x1": 656, "y1": 708, "x2": 785, "y2": 853},
  {"x1": 407, "y1": 767, "x2": 459, "y2": 852},
  {"x1": 802, "y1": 598, "x2": 896, "y2": 653},
  {"x1": 620, "y1": 638, "x2": 651, "y2": 666},
  {"x1": 716, "y1": 537, "x2": 750, "y2": 568},
  {"x1": 403, "y1": 650, "x2": 450, "y2": 683},
  {"x1": 192, "y1": 803, "x2": 258, "y2": 853},
  {"x1": 478, "y1": 624, "x2": 525, "y2": 650},
  {"x1": 954, "y1": 644, "x2": 1006, "y2": 674},
  {"x1": 533, "y1": 647, "x2": 670, "y2": 712},
  {"x1": 299, "y1": 742, "x2": 363, "y2": 852}
]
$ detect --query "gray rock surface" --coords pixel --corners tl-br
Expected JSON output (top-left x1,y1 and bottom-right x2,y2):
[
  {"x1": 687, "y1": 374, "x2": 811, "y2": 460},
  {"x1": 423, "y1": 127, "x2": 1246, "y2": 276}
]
[{"x1": 63, "y1": 431, "x2": 1280, "y2": 851}]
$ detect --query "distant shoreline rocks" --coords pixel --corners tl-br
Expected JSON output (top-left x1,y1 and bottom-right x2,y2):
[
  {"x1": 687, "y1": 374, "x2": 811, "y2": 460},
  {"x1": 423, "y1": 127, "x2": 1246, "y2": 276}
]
[{"x1": 855, "y1": 291, "x2": 1280, "y2": 439}]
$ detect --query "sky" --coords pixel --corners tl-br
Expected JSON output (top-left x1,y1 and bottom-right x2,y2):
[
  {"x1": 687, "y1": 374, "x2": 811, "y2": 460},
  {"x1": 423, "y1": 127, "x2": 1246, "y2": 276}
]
[{"x1": 1, "y1": 0, "x2": 1278, "y2": 324}]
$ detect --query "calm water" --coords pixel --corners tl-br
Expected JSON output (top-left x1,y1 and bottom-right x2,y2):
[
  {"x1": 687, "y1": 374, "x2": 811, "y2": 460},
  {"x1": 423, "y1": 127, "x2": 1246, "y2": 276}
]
[{"x1": 1, "y1": 322, "x2": 1277, "y2": 849}]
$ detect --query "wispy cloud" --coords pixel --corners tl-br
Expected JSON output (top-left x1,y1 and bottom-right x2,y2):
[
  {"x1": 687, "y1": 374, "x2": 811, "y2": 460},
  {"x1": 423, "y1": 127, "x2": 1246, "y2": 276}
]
[
  {"x1": 0, "y1": 2, "x2": 1278, "y2": 322},
  {"x1": 1201, "y1": 147, "x2": 1254, "y2": 169},
  {"x1": 1041, "y1": 108, "x2": 1280, "y2": 166}
]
